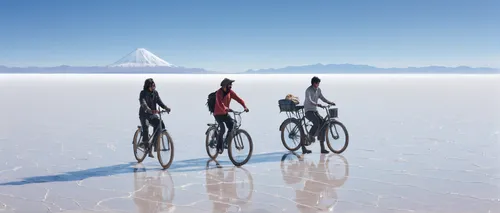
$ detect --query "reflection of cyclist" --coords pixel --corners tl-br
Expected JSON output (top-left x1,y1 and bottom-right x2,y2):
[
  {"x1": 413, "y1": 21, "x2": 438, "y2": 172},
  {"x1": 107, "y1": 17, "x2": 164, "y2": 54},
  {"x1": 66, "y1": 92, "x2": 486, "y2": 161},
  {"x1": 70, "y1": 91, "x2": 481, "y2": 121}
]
[
  {"x1": 280, "y1": 153, "x2": 349, "y2": 213},
  {"x1": 205, "y1": 162, "x2": 254, "y2": 213},
  {"x1": 132, "y1": 168, "x2": 175, "y2": 213},
  {"x1": 303, "y1": 76, "x2": 336, "y2": 154},
  {"x1": 295, "y1": 155, "x2": 337, "y2": 212}
]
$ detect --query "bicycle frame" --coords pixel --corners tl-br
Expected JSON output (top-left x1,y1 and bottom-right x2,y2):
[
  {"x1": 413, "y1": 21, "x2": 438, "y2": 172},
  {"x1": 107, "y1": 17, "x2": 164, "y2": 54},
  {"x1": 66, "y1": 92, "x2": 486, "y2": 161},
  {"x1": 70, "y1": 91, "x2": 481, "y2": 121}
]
[
  {"x1": 280, "y1": 105, "x2": 338, "y2": 140},
  {"x1": 206, "y1": 110, "x2": 246, "y2": 148},
  {"x1": 208, "y1": 111, "x2": 245, "y2": 134},
  {"x1": 138, "y1": 110, "x2": 169, "y2": 146}
]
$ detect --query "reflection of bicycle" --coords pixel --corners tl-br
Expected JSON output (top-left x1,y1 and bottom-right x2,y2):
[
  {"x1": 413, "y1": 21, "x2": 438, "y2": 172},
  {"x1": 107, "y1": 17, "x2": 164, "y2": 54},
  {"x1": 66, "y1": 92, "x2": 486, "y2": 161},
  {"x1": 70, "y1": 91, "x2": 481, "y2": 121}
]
[
  {"x1": 205, "y1": 110, "x2": 254, "y2": 167},
  {"x1": 132, "y1": 164, "x2": 175, "y2": 212},
  {"x1": 132, "y1": 110, "x2": 175, "y2": 169},
  {"x1": 279, "y1": 152, "x2": 349, "y2": 212},
  {"x1": 205, "y1": 159, "x2": 254, "y2": 212},
  {"x1": 278, "y1": 100, "x2": 349, "y2": 153},
  {"x1": 280, "y1": 152, "x2": 349, "y2": 186}
]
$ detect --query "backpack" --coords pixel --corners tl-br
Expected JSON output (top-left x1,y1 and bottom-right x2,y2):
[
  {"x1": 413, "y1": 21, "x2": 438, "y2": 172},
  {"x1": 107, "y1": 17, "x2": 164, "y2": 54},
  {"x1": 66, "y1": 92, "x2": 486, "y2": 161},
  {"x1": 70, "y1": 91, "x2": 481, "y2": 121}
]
[{"x1": 206, "y1": 91, "x2": 217, "y2": 114}]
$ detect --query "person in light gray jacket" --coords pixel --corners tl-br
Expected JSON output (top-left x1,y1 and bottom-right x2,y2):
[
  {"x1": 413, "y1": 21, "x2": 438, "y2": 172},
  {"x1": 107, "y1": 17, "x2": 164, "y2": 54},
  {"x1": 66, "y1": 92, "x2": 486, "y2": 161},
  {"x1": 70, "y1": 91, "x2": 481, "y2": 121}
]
[{"x1": 303, "y1": 76, "x2": 336, "y2": 154}]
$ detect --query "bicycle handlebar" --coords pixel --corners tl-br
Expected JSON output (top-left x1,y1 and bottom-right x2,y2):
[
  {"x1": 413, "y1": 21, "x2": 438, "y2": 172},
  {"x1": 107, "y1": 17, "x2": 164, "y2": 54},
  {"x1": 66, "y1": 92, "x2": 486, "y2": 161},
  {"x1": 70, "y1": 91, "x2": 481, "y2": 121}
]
[
  {"x1": 318, "y1": 104, "x2": 336, "y2": 109},
  {"x1": 153, "y1": 110, "x2": 170, "y2": 114},
  {"x1": 227, "y1": 109, "x2": 248, "y2": 115},
  {"x1": 230, "y1": 110, "x2": 247, "y2": 115}
]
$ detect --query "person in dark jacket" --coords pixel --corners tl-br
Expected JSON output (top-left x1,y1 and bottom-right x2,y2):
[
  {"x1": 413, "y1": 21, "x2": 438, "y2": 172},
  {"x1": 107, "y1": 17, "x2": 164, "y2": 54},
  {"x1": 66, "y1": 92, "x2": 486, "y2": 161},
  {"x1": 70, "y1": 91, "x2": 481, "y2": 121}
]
[
  {"x1": 139, "y1": 78, "x2": 171, "y2": 158},
  {"x1": 214, "y1": 78, "x2": 249, "y2": 154}
]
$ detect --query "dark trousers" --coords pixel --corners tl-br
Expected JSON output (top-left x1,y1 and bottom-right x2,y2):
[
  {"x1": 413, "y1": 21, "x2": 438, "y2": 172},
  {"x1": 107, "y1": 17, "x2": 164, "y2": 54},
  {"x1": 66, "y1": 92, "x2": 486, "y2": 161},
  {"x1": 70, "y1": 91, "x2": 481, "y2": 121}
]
[
  {"x1": 305, "y1": 111, "x2": 325, "y2": 141},
  {"x1": 140, "y1": 115, "x2": 165, "y2": 144},
  {"x1": 214, "y1": 114, "x2": 234, "y2": 150}
]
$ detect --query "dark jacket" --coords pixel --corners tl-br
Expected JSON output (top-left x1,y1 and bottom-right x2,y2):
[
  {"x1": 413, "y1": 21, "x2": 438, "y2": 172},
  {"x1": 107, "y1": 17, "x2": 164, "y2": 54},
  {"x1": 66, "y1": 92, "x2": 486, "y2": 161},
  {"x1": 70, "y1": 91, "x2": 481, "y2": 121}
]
[{"x1": 139, "y1": 89, "x2": 167, "y2": 118}]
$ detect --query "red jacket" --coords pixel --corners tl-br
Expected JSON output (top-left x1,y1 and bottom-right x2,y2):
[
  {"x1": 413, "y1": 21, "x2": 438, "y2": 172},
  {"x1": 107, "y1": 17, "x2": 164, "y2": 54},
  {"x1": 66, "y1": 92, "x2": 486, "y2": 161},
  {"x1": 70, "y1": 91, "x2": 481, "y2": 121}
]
[{"x1": 214, "y1": 89, "x2": 247, "y2": 115}]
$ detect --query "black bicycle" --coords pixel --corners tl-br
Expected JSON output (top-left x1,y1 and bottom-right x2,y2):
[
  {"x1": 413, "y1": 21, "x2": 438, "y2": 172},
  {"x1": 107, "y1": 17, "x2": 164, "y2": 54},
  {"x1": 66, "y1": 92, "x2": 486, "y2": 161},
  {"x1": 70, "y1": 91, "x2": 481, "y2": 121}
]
[
  {"x1": 205, "y1": 110, "x2": 253, "y2": 167},
  {"x1": 278, "y1": 99, "x2": 349, "y2": 153},
  {"x1": 132, "y1": 110, "x2": 174, "y2": 169}
]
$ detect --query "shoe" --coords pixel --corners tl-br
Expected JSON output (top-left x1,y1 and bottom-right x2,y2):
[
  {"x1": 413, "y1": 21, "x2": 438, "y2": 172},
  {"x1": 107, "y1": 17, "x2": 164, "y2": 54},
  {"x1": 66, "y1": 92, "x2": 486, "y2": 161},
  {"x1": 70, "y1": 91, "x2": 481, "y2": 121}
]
[
  {"x1": 148, "y1": 151, "x2": 154, "y2": 158},
  {"x1": 139, "y1": 141, "x2": 148, "y2": 149},
  {"x1": 320, "y1": 141, "x2": 329, "y2": 154},
  {"x1": 302, "y1": 147, "x2": 312, "y2": 154}
]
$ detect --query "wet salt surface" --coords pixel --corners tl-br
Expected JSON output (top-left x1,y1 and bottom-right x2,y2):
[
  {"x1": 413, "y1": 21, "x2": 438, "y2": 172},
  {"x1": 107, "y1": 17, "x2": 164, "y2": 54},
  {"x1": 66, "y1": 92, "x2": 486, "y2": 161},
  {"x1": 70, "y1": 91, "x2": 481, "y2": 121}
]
[{"x1": 0, "y1": 74, "x2": 499, "y2": 213}]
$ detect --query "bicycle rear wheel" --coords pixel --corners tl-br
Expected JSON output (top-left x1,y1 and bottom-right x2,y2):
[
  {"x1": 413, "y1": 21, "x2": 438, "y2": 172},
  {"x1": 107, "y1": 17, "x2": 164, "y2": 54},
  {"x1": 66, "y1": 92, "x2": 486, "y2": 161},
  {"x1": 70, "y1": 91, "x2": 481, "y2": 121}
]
[
  {"x1": 280, "y1": 119, "x2": 304, "y2": 151},
  {"x1": 325, "y1": 120, "x2": 349, "y2": 154},
  {"x1": 133, "y1": 127, "x2": 147, "y2": 163},
  {"x1": 228, "y1": 129, "x2": 253, "y2": 167},
  {"x1": 205, "y1": 127, "x2": 219, "y2": 159},
  {"x1": 156, "y1": 130, "x2": 174, "y2": 169}
]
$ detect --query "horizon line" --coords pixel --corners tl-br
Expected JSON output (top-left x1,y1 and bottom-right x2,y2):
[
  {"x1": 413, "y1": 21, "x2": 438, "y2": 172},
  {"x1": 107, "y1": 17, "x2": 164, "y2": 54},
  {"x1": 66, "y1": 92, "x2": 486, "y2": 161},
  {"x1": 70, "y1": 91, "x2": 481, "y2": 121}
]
[{"x1": 1, "y1": 63, "x2": 498, "y2": 71}]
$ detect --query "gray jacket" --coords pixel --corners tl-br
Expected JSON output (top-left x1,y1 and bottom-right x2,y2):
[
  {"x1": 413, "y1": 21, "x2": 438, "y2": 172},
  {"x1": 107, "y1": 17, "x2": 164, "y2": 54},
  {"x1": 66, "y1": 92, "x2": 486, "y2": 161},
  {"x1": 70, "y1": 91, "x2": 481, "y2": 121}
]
[{"x1": 304, "y1": 85, "x2": 331, "y2": 112}]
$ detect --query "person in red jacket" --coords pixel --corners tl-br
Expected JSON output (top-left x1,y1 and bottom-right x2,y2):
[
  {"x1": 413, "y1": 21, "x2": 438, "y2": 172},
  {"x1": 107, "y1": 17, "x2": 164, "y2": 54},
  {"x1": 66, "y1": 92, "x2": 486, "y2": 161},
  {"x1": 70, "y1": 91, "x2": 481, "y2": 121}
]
[{"x1": 214, "y1": 78, "x2": 249, "y2": 154}]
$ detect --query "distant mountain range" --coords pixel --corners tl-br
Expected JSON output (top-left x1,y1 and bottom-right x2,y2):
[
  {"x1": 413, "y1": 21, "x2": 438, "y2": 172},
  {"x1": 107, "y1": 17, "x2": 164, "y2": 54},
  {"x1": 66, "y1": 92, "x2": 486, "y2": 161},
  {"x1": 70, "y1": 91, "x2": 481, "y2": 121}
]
[
  {"x1": 0, "y1": 48, "x2": 214, "y2": 74},
  {"x1": 0, "y1": 49, "x2": 498, "y2": 74},
  {"x1": 0, "y1": 65, "x2": 211, "y2": 74},
  {"x1": 245, "y1": 63, "x2": 499, "y2": 74}
]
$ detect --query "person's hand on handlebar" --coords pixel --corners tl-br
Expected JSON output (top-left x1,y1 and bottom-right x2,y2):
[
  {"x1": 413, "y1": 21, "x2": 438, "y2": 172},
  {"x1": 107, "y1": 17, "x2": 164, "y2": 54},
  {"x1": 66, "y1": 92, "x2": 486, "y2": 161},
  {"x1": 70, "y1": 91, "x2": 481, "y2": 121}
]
[
  {"x1": 164, "y1": 107, "x2": 171, "y2": 114},
  {"x1": 244, "y1": 107, "x2": 249, "y2": 112}
]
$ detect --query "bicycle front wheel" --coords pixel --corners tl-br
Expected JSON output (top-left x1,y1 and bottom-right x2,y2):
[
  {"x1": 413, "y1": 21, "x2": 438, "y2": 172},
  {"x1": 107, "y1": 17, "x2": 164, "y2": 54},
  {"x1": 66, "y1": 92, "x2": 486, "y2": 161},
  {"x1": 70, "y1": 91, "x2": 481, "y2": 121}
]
[
  {"x1": 325, "y1": 120, "x2": 349, "y2": 154},
  {"x1": 228, "y1": 129, "x2": 253, "y2": 167},
  {"x1": 156, "y1": 130, "x2": 174, "y2": 169}
]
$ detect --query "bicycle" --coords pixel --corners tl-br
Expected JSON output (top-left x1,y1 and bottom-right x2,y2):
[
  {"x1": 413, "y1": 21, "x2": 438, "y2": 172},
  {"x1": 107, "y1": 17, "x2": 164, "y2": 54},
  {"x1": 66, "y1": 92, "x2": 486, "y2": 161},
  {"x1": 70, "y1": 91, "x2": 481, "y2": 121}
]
[
  {"x1": 278, "y1": 99, "x2": 349, "y2": 153},
  {"x1": 205, "y1": 110, "x2": 253, "y2": 167},
  {"x1": 132, "y1": 110, "x2": 175, "y2": 169}
]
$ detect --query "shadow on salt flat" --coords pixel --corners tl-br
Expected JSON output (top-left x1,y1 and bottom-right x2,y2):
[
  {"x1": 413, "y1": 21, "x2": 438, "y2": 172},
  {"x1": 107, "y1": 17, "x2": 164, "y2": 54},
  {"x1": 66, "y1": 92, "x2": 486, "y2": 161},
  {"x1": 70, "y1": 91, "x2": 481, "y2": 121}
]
[{"x1": 0, "y1": 151, "x2": 292, "y2": 186}]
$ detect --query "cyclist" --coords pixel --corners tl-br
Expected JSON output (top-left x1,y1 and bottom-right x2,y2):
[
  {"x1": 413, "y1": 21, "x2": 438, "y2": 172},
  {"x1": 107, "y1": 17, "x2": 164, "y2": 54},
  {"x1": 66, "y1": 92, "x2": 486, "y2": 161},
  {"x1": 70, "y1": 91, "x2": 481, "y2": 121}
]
[
  {"x1": 138, "y1": 78, "x2": 171, "y2": 158},
  {"x1": 303, "y1": 76, "x2": 336, "y2": 154},
  {"x1": 213, "y1": 78, "x2": 249, "y2": 154}
]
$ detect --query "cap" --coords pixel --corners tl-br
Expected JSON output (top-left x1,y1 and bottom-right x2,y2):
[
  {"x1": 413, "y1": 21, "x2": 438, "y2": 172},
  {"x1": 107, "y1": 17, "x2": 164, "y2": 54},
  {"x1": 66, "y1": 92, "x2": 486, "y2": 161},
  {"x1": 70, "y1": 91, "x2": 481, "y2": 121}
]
[{"x1": 220, "y1": 78, "x2": 235, "y2": 87}]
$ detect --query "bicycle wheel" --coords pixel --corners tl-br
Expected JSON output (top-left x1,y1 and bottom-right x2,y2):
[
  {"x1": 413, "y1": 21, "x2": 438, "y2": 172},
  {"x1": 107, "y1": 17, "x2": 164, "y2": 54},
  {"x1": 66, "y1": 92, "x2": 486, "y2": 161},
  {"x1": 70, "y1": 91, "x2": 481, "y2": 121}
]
[
  {"x1": 279, "y1": 152, "x2": 305, "y2": 185},
  {"x1": 133, "y1": 127, "x2": 147, "y2": 163},
  {"x1": 280, "y1": 119, "x2": 304, "y2": 151},
  {"x1": 324, "y1": 120, "x2": 349, "y2": 154},
  {"x1": 227, "y1": 129, "x2": 253, "y2": 167},
  {"x1": 156, "y1": 130, "x2": 174, "y2": 169},
  {"x1": 157, "y1": 170, "x2": 175, "y2": 211},
  {"x1": 325, "y1": 154, "x2": 349, "y2": 187},
  {"x1": 231, "y1": 167, "x2": 254, "y2": 205},
  {"x1": 205, "y1": 127, "x2": 219, "y2": 159}
]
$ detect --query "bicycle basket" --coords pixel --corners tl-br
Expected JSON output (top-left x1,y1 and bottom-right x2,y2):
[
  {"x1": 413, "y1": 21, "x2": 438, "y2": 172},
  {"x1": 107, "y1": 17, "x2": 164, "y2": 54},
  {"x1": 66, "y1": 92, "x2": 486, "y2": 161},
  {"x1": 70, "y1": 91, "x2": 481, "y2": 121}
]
[
  {"x1": 278, "y1": 99, "x2": 297, "y2": 112},
  {"x1": 328, "y1": 108, "x2": 338, "y2": 118}
]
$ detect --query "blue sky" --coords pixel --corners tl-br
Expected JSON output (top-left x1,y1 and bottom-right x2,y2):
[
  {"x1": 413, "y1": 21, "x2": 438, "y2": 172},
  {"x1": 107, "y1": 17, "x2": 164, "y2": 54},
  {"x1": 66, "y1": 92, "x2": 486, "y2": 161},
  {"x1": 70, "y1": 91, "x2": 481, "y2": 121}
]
[{"x1": 0, "y1": 0, "x2": 498, "y2": 72}]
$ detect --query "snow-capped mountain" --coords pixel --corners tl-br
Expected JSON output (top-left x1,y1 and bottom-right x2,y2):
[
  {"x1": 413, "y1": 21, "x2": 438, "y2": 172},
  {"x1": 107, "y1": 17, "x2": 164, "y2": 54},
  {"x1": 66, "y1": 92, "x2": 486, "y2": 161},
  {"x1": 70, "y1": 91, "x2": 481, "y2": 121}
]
[
  {"x1": 108, "y1": 48, "x2": 175, "y2": 67},
  {"x1": 0, "y1": 47, "x2": 213, "y2": 73}
]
